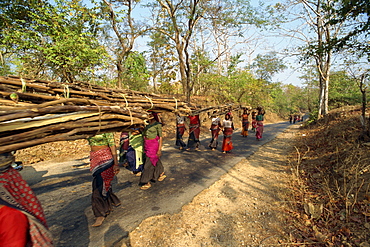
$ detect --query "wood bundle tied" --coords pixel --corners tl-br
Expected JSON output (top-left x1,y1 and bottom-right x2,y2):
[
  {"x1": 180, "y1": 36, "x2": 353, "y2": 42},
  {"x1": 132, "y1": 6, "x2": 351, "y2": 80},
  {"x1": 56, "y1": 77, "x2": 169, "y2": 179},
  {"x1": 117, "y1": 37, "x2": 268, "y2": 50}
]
[
  {"x1": 0, "y1": 75, "x2": 192, "y2": 153},
  {"x1": 191, "y1": 103, "x2": 243, "y2": 118}
]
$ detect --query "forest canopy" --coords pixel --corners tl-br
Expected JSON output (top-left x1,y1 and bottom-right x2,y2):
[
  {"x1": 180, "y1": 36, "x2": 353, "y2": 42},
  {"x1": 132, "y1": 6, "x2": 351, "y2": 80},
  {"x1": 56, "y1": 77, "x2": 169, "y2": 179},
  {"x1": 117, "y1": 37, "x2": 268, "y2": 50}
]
[{"x1": 0, "y1": 0, "x2": 369, "y2": 117}]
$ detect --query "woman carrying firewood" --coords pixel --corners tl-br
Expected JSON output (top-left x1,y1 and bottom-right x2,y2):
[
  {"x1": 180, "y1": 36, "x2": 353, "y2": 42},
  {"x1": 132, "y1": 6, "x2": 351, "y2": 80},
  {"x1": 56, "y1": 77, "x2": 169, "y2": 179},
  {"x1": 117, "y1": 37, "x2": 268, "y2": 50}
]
[
  {"x1": 175, "y1": 114, "x2": 187, "y2": 150},
  {"x1": 221, "y1": 112, "x2": 235, "y2": 153},
  {"x1": 251, "y1": 110, "x2": 257, "y2": 132},
  {"x1": 139, "y1": 111, "x2": 166, "y2": 190},
  {"x1": 255, "y1": 107, "x2": 266, "y2": 140},
  {"x1": 119, "y1": 124, "x2": 144, "y2": 176},
  {"x1": 209, "y1": 112, "x2": 222, "y2": 150},
  {"x1": 241, "y1": 108, "x2": 250, "y2": 137},
  {"x1": 87, "y1": 133, "x2": 121, "y2": 227},
  {"x1": 186, "y1": 114, "x2": 201, "y2": 151}
]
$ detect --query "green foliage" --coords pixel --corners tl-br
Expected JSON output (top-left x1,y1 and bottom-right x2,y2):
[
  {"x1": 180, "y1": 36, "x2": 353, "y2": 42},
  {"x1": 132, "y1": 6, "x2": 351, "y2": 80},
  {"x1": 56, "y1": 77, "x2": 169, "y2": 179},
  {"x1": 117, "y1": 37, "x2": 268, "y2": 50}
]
[
  {"x1": 122, "y1": 51, "x2": 150, "y2": 91},
  {"x1": 249, "y1": 52, "x2": 287, "y2": 81},
  {"x1": 329, "y1": 70, "x2": 363, "y2": 108},
  {"x1": 328, "y1": 0, "x2": 370, "y2": 59},
  {"x1": 0, "y1": 0, "x2": 108, "y2": 82}
]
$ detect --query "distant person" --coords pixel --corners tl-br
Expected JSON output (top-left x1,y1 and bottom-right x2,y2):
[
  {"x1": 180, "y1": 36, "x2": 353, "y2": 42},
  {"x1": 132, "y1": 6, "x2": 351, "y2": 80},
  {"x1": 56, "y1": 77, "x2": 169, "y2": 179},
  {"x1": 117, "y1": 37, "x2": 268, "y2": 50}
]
[
  {"x1": 293, "y1": 115, "x2": 297, "y2": 124},
  {"x1": 175, "y1": 114, "x2": 187, "y2": 150},
  {"x1": 186, "y1": 114, "x2": 201, "y2": 151},
  {"x1": 119, "y1": 125, "x2": 144, "y2": 176},
  {"x1": 241, "y1": 108, "x2": 250, "y2": 137},
  {"x1": 251, "y1": 111, "x2": 257, "y2": 132},
  {"x1": 256, "y1": 107, "x2": 265, "y2": 141},
  {"x1": 139, "y1": 111, "x2": 166, "y2": 190},
  {"x1": 222, "y1": 113, "x2": 234, "y2": 153},
  {"x1": 209, "y1": 112, "x2": 222, "y2": 150},
  {"x1": 0, "y1": 152, "x2": 53, "y2": 246},
  {"x1": 87, "y1": 132, "x2": 121, "y2": 227},
  {"x1": 289, "y1": 115, "x2": 293, "y2": 124}
]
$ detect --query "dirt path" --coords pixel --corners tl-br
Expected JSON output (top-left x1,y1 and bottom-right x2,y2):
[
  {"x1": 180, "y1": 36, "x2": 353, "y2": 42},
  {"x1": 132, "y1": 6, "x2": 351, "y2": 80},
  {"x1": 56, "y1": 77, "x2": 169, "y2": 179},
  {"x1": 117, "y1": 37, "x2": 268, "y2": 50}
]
[{"x1": 127, "y1": 124, "x2": 300, "y2": 247}]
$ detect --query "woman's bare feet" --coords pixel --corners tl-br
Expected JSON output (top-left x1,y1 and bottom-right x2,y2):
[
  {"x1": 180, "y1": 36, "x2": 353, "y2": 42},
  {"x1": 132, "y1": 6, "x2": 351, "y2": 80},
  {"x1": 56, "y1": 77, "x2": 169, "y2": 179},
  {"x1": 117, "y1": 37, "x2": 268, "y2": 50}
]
[{"x1": 92, "y1": 216, "x2": 105, "y2": 227}]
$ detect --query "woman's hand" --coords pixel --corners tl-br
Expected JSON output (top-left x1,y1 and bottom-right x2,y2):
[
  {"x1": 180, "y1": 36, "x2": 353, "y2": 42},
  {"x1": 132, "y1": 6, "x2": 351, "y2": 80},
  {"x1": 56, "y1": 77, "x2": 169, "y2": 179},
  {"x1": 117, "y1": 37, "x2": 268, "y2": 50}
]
[
  {"x1": 156, "y1": 150, "x2": 162, "y2": 157},
  {"x1": 113, "y1": 165, "x2": 120, "y2": 174}
]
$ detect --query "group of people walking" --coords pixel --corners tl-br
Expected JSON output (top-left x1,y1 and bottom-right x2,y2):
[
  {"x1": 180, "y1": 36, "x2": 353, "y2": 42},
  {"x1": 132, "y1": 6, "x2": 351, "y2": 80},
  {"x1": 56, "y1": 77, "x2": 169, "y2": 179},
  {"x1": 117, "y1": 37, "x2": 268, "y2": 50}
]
[
  {"x1": 1, "y1": 106, "x2": 267, "y2": 241},
  {"x1": 289, "y1": 114, "x2": 304, "y2": 124},
  {"x1": 87, "y1": 111, "x2": 166, "y2": 227},
  {"x1": 176, "y1": 106, "x2": 266, "y2": 154}
]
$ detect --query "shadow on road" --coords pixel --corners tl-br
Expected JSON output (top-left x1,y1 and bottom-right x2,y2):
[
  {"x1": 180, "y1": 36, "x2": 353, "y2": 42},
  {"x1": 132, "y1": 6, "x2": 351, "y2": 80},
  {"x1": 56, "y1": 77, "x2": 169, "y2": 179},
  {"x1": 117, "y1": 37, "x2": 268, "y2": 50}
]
[{"x1": 23, "y1": 121, "x2": 294, "y2": 246}]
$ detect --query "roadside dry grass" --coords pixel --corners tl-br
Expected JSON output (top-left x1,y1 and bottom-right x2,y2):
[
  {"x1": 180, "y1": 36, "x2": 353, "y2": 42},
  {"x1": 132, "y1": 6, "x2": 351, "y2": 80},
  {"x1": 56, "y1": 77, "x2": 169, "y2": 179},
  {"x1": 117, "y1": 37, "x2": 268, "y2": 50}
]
[
  {"x1": 285, "y1": 106, "x2": 370, "y2": 246},
  {"x1": 127, "y1": 124, "x2": 301, "y2": 247}
]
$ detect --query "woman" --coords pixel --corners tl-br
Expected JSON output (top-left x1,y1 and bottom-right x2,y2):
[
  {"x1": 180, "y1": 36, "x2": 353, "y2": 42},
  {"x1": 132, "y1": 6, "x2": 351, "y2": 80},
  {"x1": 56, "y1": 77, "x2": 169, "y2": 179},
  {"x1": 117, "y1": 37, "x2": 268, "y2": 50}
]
[
  {"x1": 87, "y1": 132, "x2": 121, "y2": 227},
  {"x1": 251, "y1": 111, "x2": 257, "y2": 132},
  {"x1": 119, "y1": 125, "x2": 144, "y2": 176},
  {"x1": 241, "y1": 108, "x2": 250, "y2": 137},
  {"x1": 186, "y1": 114, "x2": 201, "y2": 151},
  {"x1": 222, "y1": 113, "x2": 234, "y2": 153},
  {"x1": 0, "y1": 152, "x2": 53, "y2": 246},
  {"x1": 209, "y1": 114, "x2": 221, "y2": 150},
  {"x1": 140, "y1": 112, "x2": 166, "y2": 190},
  {"x1": 175, "y1": 114, "x2": 187, "y2": 150},
  {"x1": 255, "y1": 108, "x2": 265, "y2": 140}
]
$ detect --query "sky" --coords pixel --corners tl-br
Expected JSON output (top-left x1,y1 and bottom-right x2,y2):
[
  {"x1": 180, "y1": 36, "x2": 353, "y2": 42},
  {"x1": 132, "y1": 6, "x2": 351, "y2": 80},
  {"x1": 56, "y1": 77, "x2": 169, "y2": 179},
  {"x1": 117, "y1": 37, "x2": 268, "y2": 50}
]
[{"x1": 85, "y1": 0, "x2": 306, "y2": 87}]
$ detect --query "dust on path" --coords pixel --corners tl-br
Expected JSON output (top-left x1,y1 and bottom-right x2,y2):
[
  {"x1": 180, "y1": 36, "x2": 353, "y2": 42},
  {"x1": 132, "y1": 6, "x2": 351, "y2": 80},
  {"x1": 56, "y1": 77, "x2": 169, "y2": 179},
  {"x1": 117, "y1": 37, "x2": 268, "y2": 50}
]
[{"x1": 128, "y1": 124, "x2": 300, "y2": 247}]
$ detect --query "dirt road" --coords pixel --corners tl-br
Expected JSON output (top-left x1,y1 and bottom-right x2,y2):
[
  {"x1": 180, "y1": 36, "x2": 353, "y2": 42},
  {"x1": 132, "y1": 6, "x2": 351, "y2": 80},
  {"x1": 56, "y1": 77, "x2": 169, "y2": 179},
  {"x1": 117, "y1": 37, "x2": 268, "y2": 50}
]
[{"x1": 21, "y1": 121, "x2": 296, "y2": 246}]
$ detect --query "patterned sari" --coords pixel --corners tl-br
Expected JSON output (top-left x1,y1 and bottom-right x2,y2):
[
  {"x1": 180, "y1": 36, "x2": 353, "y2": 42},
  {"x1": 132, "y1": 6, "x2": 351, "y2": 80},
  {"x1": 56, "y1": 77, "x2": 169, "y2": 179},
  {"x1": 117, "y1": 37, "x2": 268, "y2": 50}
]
[
  {"x1": 0, "y1": 161, "x2": 53, "y2": 247},
  {"x1": 90, "y1": 147, "x2": 120, "y2": 217},
  {"x1": 209, "y1": 124, "x2": 221, "y2": 149},
  {"x1": 241, "y1": 114, "x2": 250, "y2": 137}
]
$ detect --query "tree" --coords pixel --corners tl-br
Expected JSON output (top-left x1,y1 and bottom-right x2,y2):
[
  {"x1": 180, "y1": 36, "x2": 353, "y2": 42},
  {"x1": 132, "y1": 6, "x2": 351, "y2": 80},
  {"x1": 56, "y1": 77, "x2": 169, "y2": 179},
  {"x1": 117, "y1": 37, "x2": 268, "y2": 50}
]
[
  {"x1": 275, "y1": 0, "x2": 346, "y2": 117},
  {"x1": 329, "y1": 71, "x2": 362, "y2": 108},
  {"x1": 250, "y1": 52, "x2": 287, "y2": 81},
  {"x1": 150, "y1": 0, "x2": 203, "y2": 102},
  {"x1": 147, "y1": 31, "x2": 177, "y2": 92},
  {"x1": 121, "y1": 51, "x2": 150, "y2": 91},
  {"x1": 0, "y1": 0, "x2": 108, "y2": 82},
  {"x1": 99, "y1": 0, "x2": 149, "y2": 88},
  {"x1": 329, "y1": 0, "x2": 370, "y2": 58}
]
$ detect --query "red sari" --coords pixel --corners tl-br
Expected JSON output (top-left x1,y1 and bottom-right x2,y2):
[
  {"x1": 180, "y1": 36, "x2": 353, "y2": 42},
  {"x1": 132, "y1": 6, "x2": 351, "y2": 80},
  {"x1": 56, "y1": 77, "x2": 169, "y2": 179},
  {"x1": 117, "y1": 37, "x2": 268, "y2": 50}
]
[
  {"x1": 187, "y1": 115, "x2": 200, "y2": 149},
  {"x1": 0, "y1": 165, "x2": 53, "y2": 246},
  {"x1": 222, "y1": 119, "x2": 234, "y2": 152},
  {"x1": 222, "y1": 127, "x2": 234, "y2": 152}
]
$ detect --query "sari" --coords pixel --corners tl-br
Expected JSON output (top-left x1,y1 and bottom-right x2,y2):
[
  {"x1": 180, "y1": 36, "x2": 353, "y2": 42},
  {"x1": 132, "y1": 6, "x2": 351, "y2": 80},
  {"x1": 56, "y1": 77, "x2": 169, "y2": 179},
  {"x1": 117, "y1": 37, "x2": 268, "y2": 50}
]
[
  {"x1": 0, "y1": 156, "x2": 53, "y2": 247},
  {"x1": 255, "y1": 113, "x2": 264, "y2": 140},
  {"x1": 241, "y1": 114, "x2": 250, "y2": 137},
  {"x1": 251, "y1": 119, "x2": 257, "y2": 131},
  {"x1": 176, "y1": 123, "x2": 187, "y2": 148},
  {"x1": 209, "y1": 117, "x2": 221, "y2": 149},
  {"x1": 140, "y1": 127, "x2": 164, "y2": 184},
  {"x1": 118, "y1": 132, "x2": 129, "y2": 166},
  {"x1": 187, "y1": 115, "x2": 200, "y2": 149},
  {"x1": 90, "y1": 147, "x2": 120, "y2": 217},
  {"x1": 126, "y1": 133, "x2": 144, "y2": 172},
  {"x1": 222, "y1": 127, "x2": 234, "y2": 152},
  {"x1": 256, "y1": 121, "x2": 264, "y2": 140}
]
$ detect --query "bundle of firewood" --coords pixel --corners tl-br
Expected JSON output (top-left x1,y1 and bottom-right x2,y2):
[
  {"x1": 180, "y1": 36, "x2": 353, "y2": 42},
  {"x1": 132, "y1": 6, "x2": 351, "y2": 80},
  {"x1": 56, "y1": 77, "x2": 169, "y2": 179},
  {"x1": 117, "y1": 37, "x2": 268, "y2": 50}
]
[
  {"x1": 0, "y1": 75, "x2": 192, "y2": 153},
  {"x1": 191, "y1": 104, "x2": 245, "y2": 118}
]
